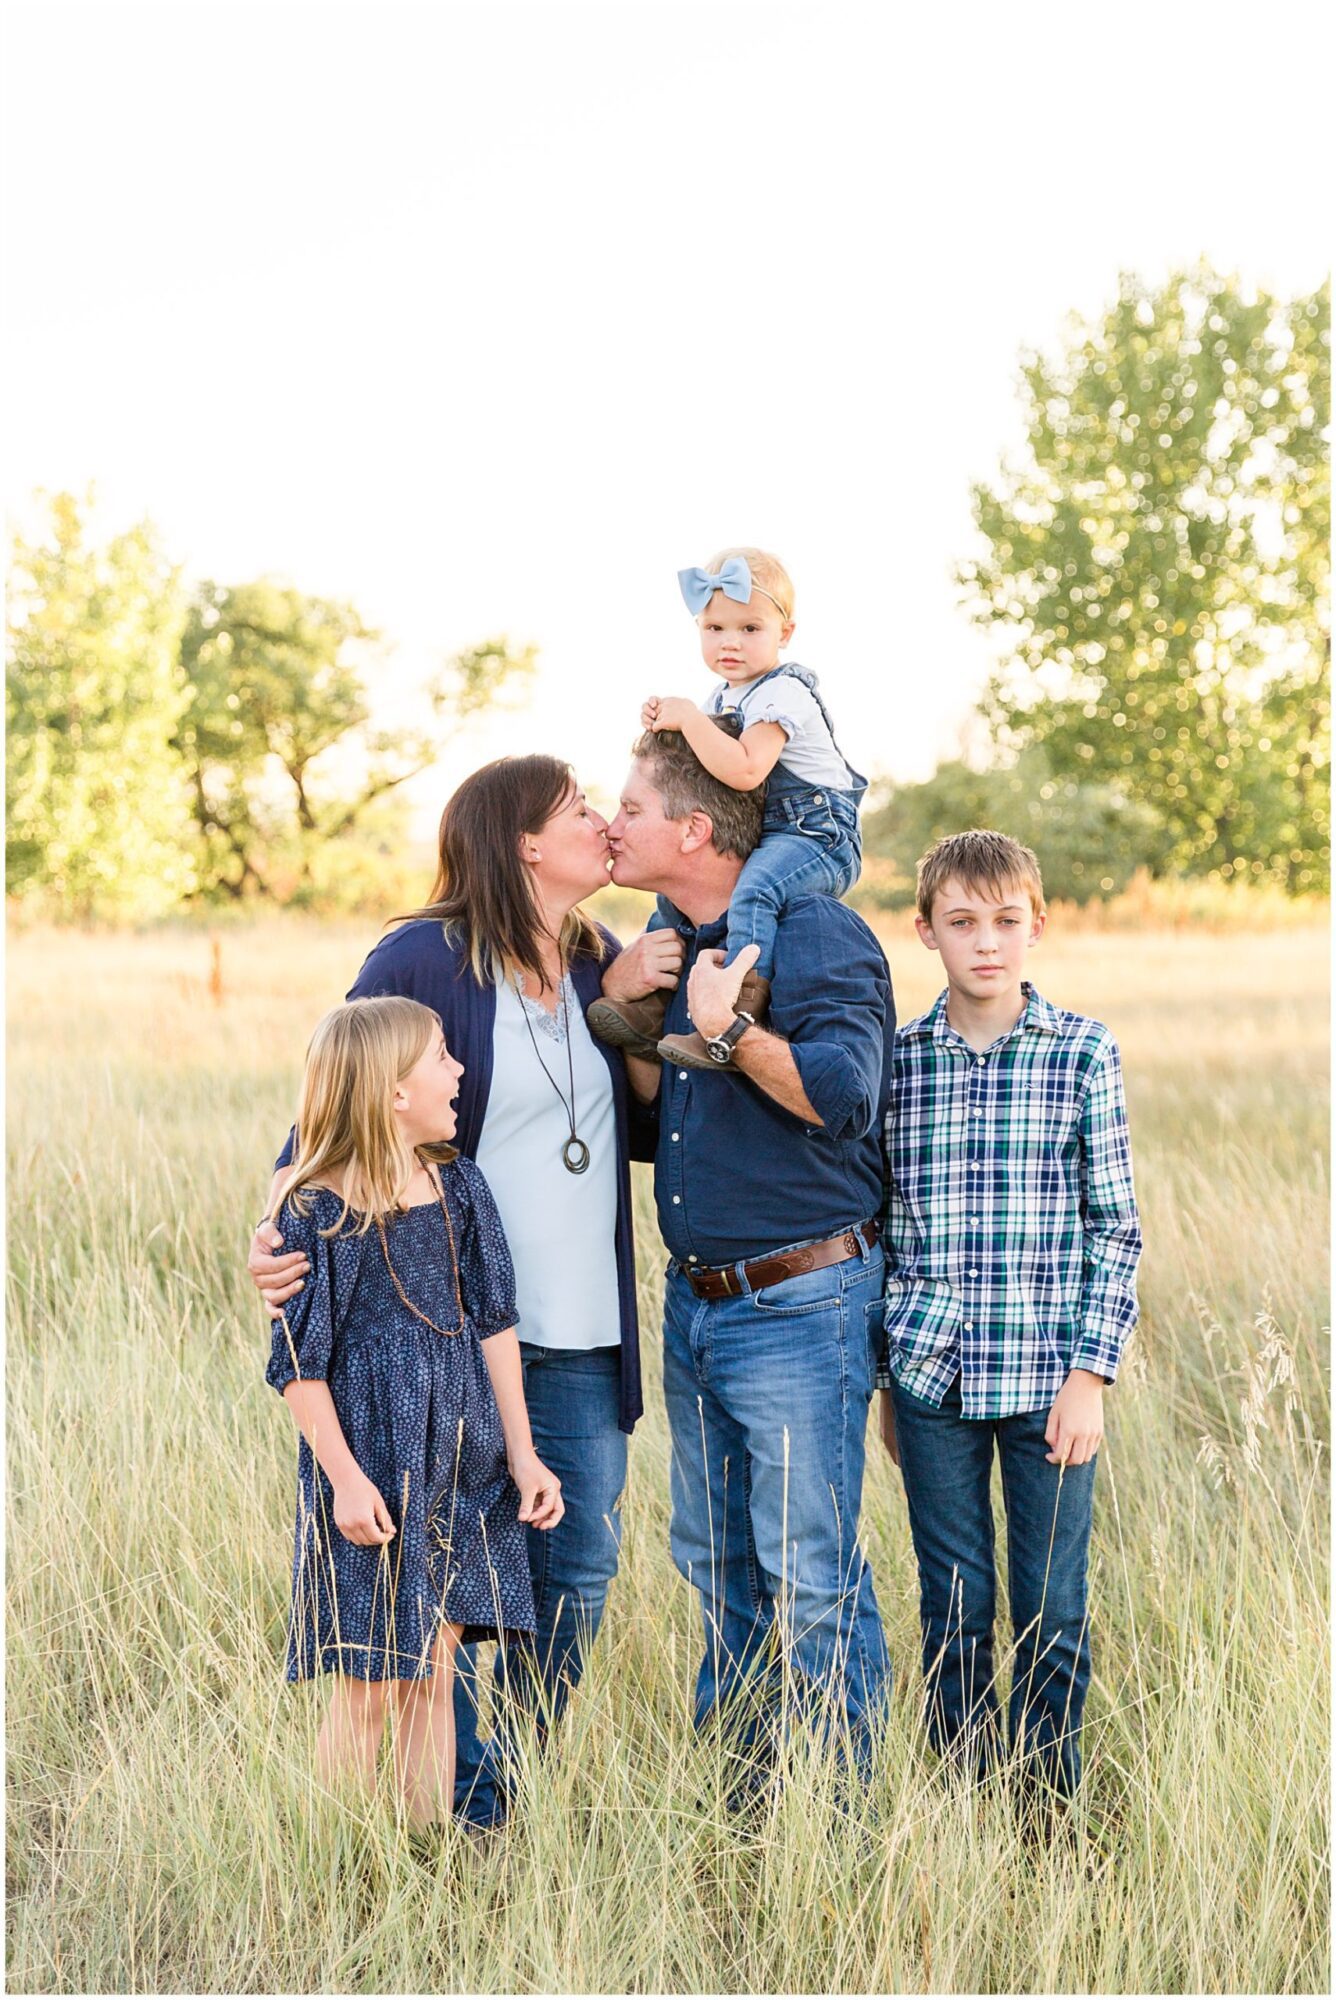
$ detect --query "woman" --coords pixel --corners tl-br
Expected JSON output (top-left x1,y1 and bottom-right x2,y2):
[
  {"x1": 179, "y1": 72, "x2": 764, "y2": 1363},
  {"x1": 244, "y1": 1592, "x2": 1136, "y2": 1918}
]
[{"x1": 248, "y1": 754, "x2": 681, "y2": 1829}]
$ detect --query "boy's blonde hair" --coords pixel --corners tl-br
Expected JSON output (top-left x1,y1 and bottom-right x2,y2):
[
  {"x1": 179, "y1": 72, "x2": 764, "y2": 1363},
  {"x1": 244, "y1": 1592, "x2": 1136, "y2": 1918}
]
[
  {"x1": 916, "y1": 829, "x2": 1046, "y2": 924},
  {"x1": 705, "y1": 546, "x2": 795, "y2": 623},
  {"x1": 268, "y1": 996, "x2": 451, "y2": 1237}
]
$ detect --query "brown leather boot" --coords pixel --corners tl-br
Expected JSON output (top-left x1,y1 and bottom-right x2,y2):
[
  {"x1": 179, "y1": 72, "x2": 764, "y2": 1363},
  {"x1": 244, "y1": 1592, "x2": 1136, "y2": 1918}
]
[
  {"x1": 658, "y1": 971, "x2": 772, "y2": 1071},
  {"x1": 585, "y1": 987, "x2": 670, "y2": 1062}
]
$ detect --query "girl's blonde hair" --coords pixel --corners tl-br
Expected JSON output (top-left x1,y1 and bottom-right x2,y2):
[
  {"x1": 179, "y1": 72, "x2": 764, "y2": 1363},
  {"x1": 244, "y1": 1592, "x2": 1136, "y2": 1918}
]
[
  {"x1": 268, "y1": 996, "x2": 452, "y2": 1237},
  {"x1": 705, "y1": 545, "x2": 796, "y2": 623}
]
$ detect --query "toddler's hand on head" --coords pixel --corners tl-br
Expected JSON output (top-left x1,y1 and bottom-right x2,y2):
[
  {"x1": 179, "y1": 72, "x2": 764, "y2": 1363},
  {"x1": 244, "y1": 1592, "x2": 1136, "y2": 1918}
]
[
  {"x1": 651, "y1": 696, "x2": 697, "y2": 733},
  {"x1": 640, "y1": 696, "x2": 661, "y2": 729}
]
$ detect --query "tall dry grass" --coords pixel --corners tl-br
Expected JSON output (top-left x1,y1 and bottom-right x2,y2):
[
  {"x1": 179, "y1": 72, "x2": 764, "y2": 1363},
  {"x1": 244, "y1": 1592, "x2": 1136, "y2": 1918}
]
[{"x1": 6, "y1": 912, "x2": 1329, "y2": 1993}]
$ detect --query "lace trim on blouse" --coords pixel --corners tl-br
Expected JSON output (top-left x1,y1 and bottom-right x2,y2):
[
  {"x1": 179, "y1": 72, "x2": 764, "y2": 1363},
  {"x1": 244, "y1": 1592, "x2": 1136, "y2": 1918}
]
[{"x1": 512, "y1": 972, "x2": 576, "y2": 1047}]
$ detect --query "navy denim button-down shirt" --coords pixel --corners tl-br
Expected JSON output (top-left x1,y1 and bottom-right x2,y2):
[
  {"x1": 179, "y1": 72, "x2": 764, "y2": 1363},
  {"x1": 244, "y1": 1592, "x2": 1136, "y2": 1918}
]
[{"x1": 644, "y1": 896, "x2": 895, "y2": 1267}]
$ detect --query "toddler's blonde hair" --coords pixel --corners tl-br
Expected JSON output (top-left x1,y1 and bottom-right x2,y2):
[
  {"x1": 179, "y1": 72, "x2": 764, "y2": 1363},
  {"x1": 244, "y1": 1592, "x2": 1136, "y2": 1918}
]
[
  {"x1": 268, "y1": 996, "x2": 452, "y2": 1237},
  {"x1": 705, "y1": 546, "x2": 795, "y2": 623}
]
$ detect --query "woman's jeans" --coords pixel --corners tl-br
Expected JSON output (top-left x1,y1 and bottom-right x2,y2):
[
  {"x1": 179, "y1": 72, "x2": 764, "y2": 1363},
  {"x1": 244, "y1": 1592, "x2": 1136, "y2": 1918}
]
[
  {"x1": 452, "y1": 1342, "x2": 626, "y2": 1828},
  {"x1": 660, "y1": 1242, "x2": 890, "y2": 1785},
  {"x1": 890, "y1": 1374, "x2": 1097, "y2": 1797}
]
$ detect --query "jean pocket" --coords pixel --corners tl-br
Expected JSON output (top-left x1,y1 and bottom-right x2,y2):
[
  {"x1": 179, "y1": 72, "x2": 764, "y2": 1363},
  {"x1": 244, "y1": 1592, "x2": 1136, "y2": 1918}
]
[
  {"x1": 794, "y1": 803, "x2": 840, "y2": 846},
  {"x1": 861, "y1": 1296, "x2": 887, "y2": 1377},
  {"x1": 750, "y1": 1265, "x2": 844, "y2": 1315}
]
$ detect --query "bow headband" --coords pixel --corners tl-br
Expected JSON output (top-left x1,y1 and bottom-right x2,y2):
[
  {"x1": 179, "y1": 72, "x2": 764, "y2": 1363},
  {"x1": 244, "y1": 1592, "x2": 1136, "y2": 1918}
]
[{"x1": 677, "y1": 557, "x2": 788, "y2": 619}]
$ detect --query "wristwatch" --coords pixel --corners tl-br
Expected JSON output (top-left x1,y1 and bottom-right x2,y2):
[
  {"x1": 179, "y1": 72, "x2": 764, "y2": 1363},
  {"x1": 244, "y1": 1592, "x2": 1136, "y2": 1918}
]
[{"x1": 705, "y1": 1009, "x2": 756, "y2": 1066}]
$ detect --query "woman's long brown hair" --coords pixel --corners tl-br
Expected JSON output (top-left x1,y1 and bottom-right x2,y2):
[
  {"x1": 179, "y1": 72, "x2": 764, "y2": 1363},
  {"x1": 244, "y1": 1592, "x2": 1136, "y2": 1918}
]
[{"x1": 393, "y1": 754, "x2": 607, "y2": 989}]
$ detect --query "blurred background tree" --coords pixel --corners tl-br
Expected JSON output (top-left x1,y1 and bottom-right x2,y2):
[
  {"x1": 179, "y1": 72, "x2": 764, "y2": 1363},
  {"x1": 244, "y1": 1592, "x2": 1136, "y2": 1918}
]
[
  {"x1": 174, "y1": 583, "x2": 533, "y2": 903},
  {"x1": 6, "y1": 492, "x2": 196, "y2": 919},
  {"x1": 860, "y1": 747, "x2": 1164, "y2": 906},
  {"x1": 7, "y1": 494, "x2": 537, "y2": 918},
  {"x1": 956, "y1": 266, "x2": 1329, "y2": 892}
]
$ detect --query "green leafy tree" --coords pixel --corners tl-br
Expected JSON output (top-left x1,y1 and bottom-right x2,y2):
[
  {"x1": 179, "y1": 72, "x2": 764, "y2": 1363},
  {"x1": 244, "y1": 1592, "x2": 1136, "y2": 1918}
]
[
  {"x1": 6, "y1": 492, "x2": 195, "y2": 918},
  {"x1": 176, "y1": 580, "x2": 535, "y2": 901},
  {"x1": 861, "y1": 748, "x2": 1164, "y2": 905},
  {"x1": 960, "y1": 268, "x2": 1330, "y2": 889}
]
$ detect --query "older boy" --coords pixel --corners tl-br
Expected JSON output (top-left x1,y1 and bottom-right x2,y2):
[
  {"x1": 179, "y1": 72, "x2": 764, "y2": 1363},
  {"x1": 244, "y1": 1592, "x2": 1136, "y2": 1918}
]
[{"x1": 878, "y1": 829, "x2": 1141, "y2": 1805}]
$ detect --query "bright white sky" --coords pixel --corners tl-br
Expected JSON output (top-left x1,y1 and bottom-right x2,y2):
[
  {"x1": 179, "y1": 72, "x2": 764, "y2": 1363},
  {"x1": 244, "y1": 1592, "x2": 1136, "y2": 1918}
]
[{"x1": 4, "y1": 0, "x2": 1329, "y2": 832}]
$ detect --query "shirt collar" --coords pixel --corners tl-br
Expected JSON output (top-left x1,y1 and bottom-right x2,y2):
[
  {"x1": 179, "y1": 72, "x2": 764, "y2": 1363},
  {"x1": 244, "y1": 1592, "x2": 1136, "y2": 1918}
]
[
  {"x1": 676, "y1": 909, "x2": 728, "y2": 945},
  {"x1": 905, "y1": 981, "x2": 1060, "y2": 1048}
]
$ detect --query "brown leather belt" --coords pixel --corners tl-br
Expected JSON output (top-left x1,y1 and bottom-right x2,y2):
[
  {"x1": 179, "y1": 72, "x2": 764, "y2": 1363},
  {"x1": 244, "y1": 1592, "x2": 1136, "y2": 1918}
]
[{"x1": 683, "y1": 1220, "x2": 880, "y2": 1301}]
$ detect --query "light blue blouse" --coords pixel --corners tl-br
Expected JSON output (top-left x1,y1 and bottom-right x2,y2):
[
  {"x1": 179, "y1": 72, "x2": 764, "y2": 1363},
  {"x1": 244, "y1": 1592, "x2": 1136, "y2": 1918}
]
[{"x1": 473, "y1": 975, "x2": 621, "y2": 1350}]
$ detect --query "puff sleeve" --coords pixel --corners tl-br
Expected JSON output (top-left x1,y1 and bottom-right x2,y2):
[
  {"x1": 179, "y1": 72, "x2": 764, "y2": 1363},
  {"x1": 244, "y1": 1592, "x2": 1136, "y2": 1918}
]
[
  {"x1": 264, "y1": 1199, "x2": 341, "y2": 1393},
  {"x1": 449, "y1": 1158, "x2": 519, "y2": 1339}
]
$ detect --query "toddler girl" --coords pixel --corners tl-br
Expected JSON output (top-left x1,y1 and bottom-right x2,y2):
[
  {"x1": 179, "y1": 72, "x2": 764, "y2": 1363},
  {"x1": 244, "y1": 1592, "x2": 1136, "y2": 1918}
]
[
  {"x1": 594, "y1": 546, "x2": 865, "y2": 1069},
  {"x1": 263, "y1": 994, "x2": 562, "y2": 1829}
]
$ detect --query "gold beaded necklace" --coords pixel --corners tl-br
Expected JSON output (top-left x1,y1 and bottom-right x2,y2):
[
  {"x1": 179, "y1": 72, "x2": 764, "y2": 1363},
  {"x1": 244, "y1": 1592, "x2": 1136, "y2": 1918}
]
[{"x1": 373, "y1": 1164, "x2": 464, "y2": 1337}]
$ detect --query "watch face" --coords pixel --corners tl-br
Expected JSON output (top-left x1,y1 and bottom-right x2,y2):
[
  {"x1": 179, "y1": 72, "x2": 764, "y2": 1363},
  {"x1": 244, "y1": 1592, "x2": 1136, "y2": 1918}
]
[{"x1": 706, "y1": 1038, "x2": 732, "y2": 1064}]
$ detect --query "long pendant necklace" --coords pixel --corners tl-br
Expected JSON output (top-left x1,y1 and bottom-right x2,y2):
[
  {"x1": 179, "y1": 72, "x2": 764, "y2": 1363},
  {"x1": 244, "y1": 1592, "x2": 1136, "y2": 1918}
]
[{"x1": 515, "y1": 972, "x2": 590, "y2": 1175}]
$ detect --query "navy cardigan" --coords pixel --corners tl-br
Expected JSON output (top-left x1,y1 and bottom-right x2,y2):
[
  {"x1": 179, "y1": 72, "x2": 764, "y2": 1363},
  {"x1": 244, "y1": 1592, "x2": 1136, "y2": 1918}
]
[{"x1": 277, "y1": 918, "x2": 651, "y2": 1433}]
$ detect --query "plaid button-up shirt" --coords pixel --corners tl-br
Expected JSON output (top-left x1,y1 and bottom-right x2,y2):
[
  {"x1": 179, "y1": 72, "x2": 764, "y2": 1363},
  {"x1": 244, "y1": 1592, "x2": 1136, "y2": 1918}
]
[{"x1": 877, "y1": 983, "x2": 1141, "y2": 1419}]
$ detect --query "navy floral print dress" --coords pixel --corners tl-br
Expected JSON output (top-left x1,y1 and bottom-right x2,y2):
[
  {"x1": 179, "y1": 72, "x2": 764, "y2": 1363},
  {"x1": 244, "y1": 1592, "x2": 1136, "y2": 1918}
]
[{"x1": 265, "y1": 1158, "x2": 537, "y2": 1681}]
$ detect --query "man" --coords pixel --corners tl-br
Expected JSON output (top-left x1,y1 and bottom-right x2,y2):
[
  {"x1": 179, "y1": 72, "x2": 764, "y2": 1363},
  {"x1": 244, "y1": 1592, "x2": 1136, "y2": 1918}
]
[{"x1": 595, "y1": 727, "x2": 896, "y2": 1789}]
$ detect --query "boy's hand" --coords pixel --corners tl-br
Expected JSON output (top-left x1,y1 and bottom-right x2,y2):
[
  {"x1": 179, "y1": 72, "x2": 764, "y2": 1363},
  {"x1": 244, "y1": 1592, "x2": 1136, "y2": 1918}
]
[
  {"x1": 333, "y1": 1471, "x2": 397, "y2": 1546},
  {"x1": 878, "y1": 1389, "x2": 900, "y2": 1467},
  {"x1": 509, "y1": 1450, "x2": 565, "y2": 1531},
  {"x1": 642, "y1": 694, "x2": 697, "y2": 734},
  {"x1": 1044, "y1": 1369, "x2": 1105, "y2": 1467},
  {"x1": 248, "y1": 1220, "x2": 310, "y2": 1321},
  {"x1": 685, "y1": 943, "x2": 762, "y2": 1041}
]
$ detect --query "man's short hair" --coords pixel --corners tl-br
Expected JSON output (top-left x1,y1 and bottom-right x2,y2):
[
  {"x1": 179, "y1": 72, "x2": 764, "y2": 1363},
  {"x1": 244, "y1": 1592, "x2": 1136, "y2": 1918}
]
[
  {"x1": 631, "y1": 725, "x2": 764, "y2": 861},
  {"x1": 916, "y1": 829, "x2": 1046, "y2": 923}
]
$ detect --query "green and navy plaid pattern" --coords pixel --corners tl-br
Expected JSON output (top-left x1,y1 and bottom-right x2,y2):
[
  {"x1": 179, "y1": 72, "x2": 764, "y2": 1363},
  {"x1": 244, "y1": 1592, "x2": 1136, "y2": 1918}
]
[{"x1": 877, "y1": 983, "x2": 1141, "y2": 1419}]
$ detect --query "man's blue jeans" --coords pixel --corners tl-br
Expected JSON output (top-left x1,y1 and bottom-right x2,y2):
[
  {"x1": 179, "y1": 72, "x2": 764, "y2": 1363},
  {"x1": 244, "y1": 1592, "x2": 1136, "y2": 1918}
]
[
  {"x1": 661, "y1": 1241, "x2": 890, "y2": 1783},
  {"x1": 452, "y1": 1343, "x2": 626, "y2": 1828},
  {"x1": 890, "y1": 1373, "x2": 1097, "y2": 1797}
]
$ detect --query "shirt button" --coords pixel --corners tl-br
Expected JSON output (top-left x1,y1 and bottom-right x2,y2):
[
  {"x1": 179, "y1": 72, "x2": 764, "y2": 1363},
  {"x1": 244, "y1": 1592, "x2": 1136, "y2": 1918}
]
[
  {"x1": 679, "y1": 1070, "x2": 688, "y2": 1080},
  {"x1": 672, "y1": 1195, "x2": 681, "y2": 1205},
  {"x1": 671, "y1": 1132, "x2": 680, "y2": 1142},
  {"x1": 688, "y1": 1254, "x2": 698, "y2": 1263},
  {"x1": 813, "y1": 793, "x2": 823, "y2": 803},
  {"x1": 970, "y1": 1216, "x2": 980, "y2": 1225},
  {"x1": 964, "y1": 1321, "x2": 974, "y2": 1332},
  {"x1": 972, "y1": 1109, "x2": 981, "y2": 1117},
  {"x1": 969, "y1": 1269, "x2": 979, "y2": 1278}
]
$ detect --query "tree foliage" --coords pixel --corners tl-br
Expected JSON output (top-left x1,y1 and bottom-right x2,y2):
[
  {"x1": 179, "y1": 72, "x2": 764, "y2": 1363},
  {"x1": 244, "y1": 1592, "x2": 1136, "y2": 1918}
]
[
  {"x1": 7, "y1": 495, "x2": 538, "y2": 918},
  {"x1": 960, "y1": 268, "x2": 1330, "y2": 890},
  {"x1": 861, "y1": 749, "x2": 1163, "y2": 905},
  {"x1": 6, "y1": 493, "x2": 196, "y2": 918},
  {"x1": 175, "y1": 580, "x2": 536, "y2": 902}
]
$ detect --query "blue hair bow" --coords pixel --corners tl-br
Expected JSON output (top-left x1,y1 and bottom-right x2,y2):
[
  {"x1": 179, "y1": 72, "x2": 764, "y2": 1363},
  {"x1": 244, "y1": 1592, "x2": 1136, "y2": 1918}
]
[{"x1": 677, "y1": 556, "x2": 753, "y2": 615}]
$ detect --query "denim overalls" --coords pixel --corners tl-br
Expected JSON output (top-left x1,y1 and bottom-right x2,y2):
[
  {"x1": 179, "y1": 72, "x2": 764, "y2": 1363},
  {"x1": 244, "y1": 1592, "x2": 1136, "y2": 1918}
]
[{"x1": 651, "y1": 663, "x2": 867, "y2": 981}]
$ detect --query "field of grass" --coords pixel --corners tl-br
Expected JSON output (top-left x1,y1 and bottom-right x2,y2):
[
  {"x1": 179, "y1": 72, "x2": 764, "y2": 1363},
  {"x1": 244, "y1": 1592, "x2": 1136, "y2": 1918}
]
[{"x1": 6, "y1": 909, "x2": 1330, "y2": 1994}]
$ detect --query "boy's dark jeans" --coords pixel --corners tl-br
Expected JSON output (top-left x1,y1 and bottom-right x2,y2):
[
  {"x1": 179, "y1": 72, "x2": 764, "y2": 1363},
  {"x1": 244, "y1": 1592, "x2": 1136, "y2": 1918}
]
[{"x1": 890, "y1": 1373, "x2": 1097, "y2": 1797}]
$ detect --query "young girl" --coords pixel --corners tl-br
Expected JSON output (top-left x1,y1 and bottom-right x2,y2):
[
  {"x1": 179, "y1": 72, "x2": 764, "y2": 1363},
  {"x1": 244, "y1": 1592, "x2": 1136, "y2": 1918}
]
[
  {"x1": 590, "y1": 546, "x2": 865, "y2": 1070},
  {"x1": 263, "y1": 994, "x2": 562, "y2": 1829}
]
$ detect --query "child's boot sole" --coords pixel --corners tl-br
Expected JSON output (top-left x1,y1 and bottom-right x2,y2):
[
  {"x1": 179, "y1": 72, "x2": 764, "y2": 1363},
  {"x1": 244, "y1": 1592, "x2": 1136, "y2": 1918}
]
[{"x1": 585, "y1": 999, "x2": 664, "y2": 1063}]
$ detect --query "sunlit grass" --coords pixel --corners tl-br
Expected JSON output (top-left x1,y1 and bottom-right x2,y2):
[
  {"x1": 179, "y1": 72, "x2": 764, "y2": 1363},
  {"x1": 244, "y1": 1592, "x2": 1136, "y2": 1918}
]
[{"x1": 6, "y1": 915, "x2": 1329, "y2": 1993}]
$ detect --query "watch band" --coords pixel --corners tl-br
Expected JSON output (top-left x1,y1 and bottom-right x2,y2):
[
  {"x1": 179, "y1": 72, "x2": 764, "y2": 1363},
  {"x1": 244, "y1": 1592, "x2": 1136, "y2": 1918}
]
[{"x1": 705, "y1": 1009, "x2": 756, "y2": 1065}]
